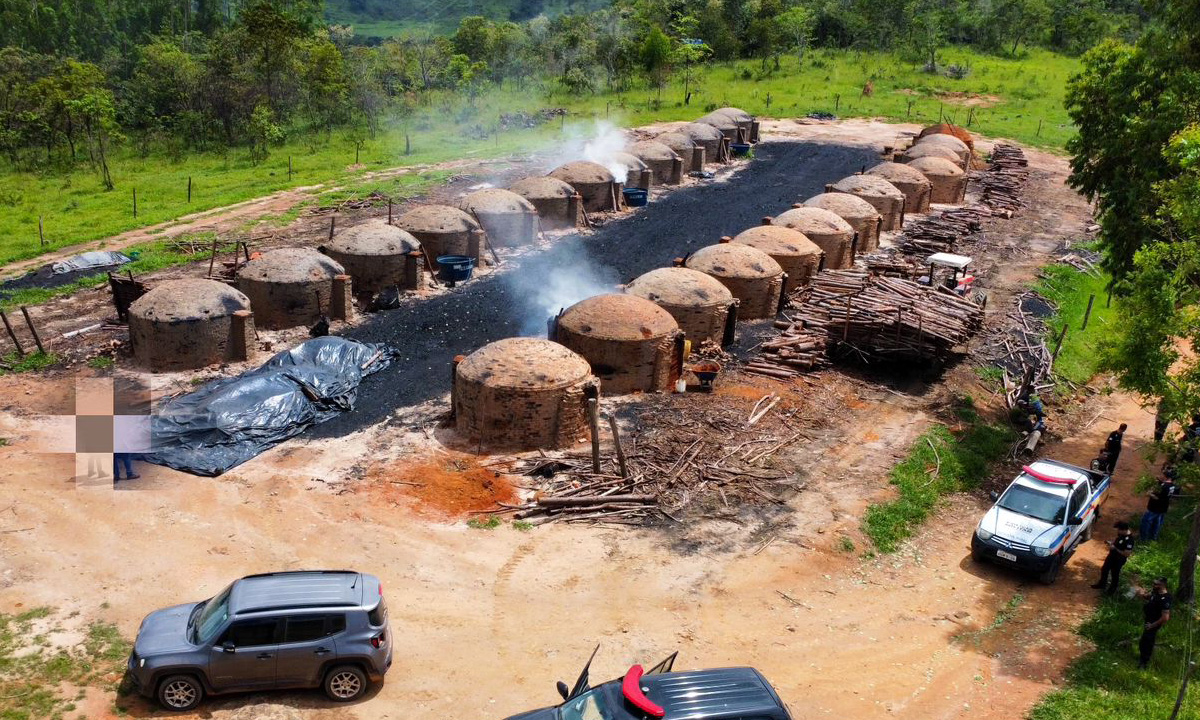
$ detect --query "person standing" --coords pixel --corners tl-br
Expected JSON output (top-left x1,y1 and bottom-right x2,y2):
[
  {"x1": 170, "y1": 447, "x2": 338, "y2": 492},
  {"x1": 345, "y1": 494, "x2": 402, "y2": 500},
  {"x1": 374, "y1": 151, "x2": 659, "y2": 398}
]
[
  {"x1": 1091, "y1": 521, "x2": 1135, "y2": 595},
  {"x1": 1102, "y1": 423, "x2": 1127, "y2": 473},
  {"x1": 113, "y1": 453, "x2": 140, "y2": 482},
  {"x1": 1140, "y1": 472, "x2": 1177, "y2": 541},
  {"x1": 1139, "y1": 577, "x2": 1172, "y2": 669}
]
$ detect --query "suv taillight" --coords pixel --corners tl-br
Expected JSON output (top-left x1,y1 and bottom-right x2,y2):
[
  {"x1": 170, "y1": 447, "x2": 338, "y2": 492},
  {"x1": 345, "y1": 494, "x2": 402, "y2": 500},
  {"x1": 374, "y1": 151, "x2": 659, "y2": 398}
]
[{"x1": 371, "y1": 631, "x2": 386, "y2": 649}]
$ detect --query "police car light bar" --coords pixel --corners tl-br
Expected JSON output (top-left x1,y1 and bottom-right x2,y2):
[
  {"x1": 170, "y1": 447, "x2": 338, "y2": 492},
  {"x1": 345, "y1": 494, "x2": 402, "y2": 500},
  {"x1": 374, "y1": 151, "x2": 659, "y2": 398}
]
[
  {"x1": 1022, "y1": 465, "x2": 1078, "y2": 485},
  {"x1": 622, "y1": 665, "x2": 665, "y2": 718}
]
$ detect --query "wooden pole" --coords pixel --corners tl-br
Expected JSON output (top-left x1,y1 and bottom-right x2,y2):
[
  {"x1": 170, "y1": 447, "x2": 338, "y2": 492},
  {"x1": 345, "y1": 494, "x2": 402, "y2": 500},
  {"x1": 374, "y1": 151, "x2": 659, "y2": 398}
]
[
  {"x1": 1081, "y1": 294, "x2": 1096, "y2": 330},
  {"x1": 387, "y1": 198, "x2": 393, "y2": 224},
  {"x1": 288, "y1": 156, "x2": 293, "y2": 181},
  {"x1": 588, "y1": 398, "x2": 601, "y2": 473},
  {"x1": 328, "y1": 216, "x2": 336, "y2": 242},
  {"x1": 19, "y1": 306, "x2": 45, "y2": 354},
  {"x1": 404, "y1": 134, "x2": 411, "y2": 155},
  {"x1": 1037, "y1": 119, "x2": 1043, "y2": 137},
  {"x1": 38, "y1": 216, "x2": 45, "y2": 246},
  {"x1": 0, "y1": 310, "x2": 25, "y2": 356},
  {"x1": 1169, "y1": 661, "x2": 1196, "y2": 720},
  {"x1": 1051, "y1": 325, "x2": 1068, "y2": 361},
  {"x1": 132, "y1": 187, "x2": 137, "y2": 218},
  {"x1": 607, "y1": 415, "x2": 628, "y2": 478},
  {"x1": 187, "y1": 176, "x2": 192, "y2": 202},
  {"x1": 834, "y1": 94, "x2": 840, "y2": 111},
  {"x1": 207, "y1": 238, "x2": 219, "y2": 278}
]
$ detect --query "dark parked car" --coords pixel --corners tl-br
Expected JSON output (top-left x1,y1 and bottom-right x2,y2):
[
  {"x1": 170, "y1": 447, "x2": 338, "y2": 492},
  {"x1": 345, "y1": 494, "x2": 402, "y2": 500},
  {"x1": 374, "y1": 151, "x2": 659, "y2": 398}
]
[
  {"x1": 504, "y1": 649, "x2": 793, "y2": 720},
  {"x1": 126, "y1": 570, "x2": 392, "y2": 711}
]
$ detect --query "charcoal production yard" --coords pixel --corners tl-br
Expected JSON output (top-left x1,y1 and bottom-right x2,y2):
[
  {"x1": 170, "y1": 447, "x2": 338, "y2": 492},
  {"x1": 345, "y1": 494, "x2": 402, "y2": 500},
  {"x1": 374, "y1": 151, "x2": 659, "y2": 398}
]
[{"x1": 0, "y1": 118, "x2": 1148, "y2": 720}]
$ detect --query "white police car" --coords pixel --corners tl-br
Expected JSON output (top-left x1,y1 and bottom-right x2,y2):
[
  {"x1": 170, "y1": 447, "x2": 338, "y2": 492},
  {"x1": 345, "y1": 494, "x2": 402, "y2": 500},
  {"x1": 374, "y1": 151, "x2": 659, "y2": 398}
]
[{"x1": 971, "y1": 459, "x2": 1111, "y2": 584}]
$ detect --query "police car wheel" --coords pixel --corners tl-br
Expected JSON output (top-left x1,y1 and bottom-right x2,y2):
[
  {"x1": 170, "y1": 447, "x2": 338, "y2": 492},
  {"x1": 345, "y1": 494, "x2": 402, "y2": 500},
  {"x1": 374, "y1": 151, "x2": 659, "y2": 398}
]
[{"x1": 1038, "y1": 559, "x2": 1062, "y2": 585}]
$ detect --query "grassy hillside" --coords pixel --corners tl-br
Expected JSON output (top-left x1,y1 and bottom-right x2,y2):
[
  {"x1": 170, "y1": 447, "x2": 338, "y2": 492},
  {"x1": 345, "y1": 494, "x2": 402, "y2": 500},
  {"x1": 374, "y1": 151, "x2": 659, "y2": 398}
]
[
  {"x1": 0, "y1": 46, "x2": 1079, "y2": 270},
  {"x1": 325, "y1": 0, "x2": 609, "y2": 37}
]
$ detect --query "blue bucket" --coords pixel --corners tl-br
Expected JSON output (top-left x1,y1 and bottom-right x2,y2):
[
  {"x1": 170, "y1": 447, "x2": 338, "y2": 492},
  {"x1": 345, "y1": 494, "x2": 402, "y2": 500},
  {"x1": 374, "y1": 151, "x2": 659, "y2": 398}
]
[
  {"x1": 622, "y1": 188, "x2": 648, "y2": 207},
  {"x1": 731, "y1": 143, "x2": 752, "y2": 157},
  {"x1": 436, "y1": 255, "x2": 475, "y2": 284}
]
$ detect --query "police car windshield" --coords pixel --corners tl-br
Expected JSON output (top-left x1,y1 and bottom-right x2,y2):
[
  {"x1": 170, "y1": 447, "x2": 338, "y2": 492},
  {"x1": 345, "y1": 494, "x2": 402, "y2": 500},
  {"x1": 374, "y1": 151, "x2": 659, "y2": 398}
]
[
  {"x1": 559, "y1": 688, "x2": 614, "y2": 720},
  {"x1": 998, "y1": 483, "x2": 1066, "y2": 524}
]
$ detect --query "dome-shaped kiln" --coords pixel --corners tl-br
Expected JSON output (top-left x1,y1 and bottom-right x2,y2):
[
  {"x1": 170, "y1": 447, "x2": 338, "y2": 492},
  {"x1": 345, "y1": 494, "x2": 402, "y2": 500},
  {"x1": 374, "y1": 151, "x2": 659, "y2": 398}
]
[
  {"x1": 803, "y1": 192, "x2": 883, "y2": 253},
  {"x1": 769, "y1": 207, "x2": 856, "y2": 270},
  {"x1": 129, "y1": 278, "x2": 255, "y2": 371},
  {"x1": 395, "y1": 205, "x2": 484, "y2": 260},
  {"x1": 867, "y1": 162, "x2": 933, "y2": 214},
  {"x1": 625, "y1": 267, "x2": 736, "y2": 346},
  {"x1": 828, "y1": 174, "x2": 907, "y2": 231},
  {"x1": 548, "y1": 161, "x2": 622, "y2": 212},
  {"x1": 453, "y1": 337, "x2": 599, "y2": 450},
  {"x1": 323, "y1": 219, "x2": 423, "y2": 294},
  {"x1": 731, "y1": 225, "x2": 824, "y2": 291},
  {"x1": 236, "y1": 248, "x2": 348, "y2": 329},
  {"x1": 508, "y1": 176, "x2": 583, "y2": 230},
  {"x1": 554, "y1": 294, "x2": 682, "y2": 394},
  {"x1": 685, "y1": 242, "x2": 785, "y2": 319},
  {"x1": 459, "y1": 188, "x2": 539, "y2": 247}
]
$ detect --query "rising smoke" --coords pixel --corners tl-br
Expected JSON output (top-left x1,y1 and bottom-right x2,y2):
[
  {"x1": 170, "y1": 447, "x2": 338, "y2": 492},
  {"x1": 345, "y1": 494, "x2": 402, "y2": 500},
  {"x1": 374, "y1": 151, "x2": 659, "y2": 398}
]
[{"x1": 500, "y1": 119, "x2": 634, "y2": 336}]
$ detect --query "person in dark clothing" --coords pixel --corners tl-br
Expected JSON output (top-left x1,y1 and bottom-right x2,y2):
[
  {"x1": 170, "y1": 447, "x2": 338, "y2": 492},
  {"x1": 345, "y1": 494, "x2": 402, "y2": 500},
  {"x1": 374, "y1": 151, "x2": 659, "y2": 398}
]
[
  {"x1": 1091, "y1": 521, "x2": 1135, "y2": 595},
  {"x1": 113, "y1": 453, "x2": 140, "y2": 482},
  {"x1": 1102, "y1": 423, "x2": 1127, "y2": 473},
  {"x1": 1139, "y1": 577, "x2": 1172, "y2": 669},
  {"x1": 1140, "y1": 473, "x2": 1177, "y2": 541},
  {"x1": 1154, "y1": 399, "x2": 1170, "y2": 443}
]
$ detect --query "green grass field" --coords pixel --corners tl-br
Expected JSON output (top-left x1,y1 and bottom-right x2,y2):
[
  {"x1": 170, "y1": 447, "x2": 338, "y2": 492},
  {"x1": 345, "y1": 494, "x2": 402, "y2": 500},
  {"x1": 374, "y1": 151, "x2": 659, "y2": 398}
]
[
  {"x1": 0, "y1": 46, "x2": 1080, "y2": 271},
  {"x1": 1036, "y1": 263, "x2": 1117, "y2": 386}
]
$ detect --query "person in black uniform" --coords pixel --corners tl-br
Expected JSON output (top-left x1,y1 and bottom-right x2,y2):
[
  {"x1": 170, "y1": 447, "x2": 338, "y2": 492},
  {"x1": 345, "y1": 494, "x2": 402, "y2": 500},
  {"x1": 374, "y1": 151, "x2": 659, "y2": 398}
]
[
  {"x1": 1102, "y1": 423, "x2": 1127, "y2": 473},
  {"x1": 1091, "y1": 521, "x2": 1135, "y2": 595},
  {"x1": 1139, "y1": 577, "x2": 1172, "y2": 669}
]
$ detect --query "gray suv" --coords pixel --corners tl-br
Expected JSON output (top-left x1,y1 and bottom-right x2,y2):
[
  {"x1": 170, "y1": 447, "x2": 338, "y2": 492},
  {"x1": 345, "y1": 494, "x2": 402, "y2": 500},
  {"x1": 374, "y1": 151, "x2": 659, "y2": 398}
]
[{"x1": 126, "y1": 570, "x2": 392, "y2": 711}]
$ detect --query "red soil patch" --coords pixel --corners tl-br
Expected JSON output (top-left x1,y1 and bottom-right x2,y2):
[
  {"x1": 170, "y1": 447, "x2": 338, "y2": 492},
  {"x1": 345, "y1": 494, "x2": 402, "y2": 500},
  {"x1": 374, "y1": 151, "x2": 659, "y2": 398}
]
[{"x1": 366, "y1": 455, "x2": 519, "y2": 518}]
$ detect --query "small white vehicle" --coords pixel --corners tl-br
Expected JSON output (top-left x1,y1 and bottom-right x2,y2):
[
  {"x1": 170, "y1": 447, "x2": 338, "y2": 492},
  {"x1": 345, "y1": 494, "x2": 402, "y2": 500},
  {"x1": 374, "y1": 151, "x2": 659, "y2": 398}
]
[{"x1": 971, "y1": 459, "x2": 1111, "y2": 584}]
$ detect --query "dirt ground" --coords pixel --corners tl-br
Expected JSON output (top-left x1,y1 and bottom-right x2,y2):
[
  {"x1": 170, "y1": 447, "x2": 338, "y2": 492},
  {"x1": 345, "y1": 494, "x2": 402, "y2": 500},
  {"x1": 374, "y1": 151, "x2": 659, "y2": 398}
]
[{"x1": 0, "y1": 119, "x2": 1153, "y2": 720}]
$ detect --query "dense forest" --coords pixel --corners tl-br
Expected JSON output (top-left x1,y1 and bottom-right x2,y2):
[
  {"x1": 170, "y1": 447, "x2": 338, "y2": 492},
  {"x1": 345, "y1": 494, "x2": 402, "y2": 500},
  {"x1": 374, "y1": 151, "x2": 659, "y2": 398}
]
[{"x1": 0, "y1": 0, "x2": 1145, "y2": 177}]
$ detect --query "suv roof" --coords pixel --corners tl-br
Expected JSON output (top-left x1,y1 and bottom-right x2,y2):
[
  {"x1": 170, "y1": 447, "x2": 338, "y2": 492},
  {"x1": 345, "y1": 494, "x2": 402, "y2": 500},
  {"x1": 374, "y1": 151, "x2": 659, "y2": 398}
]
[
  {"x1": 642, "y1": 668, "x2": 783, "y2": 720},
  {"x1": 229, "y1": 571, "x2": 364, "y2": 616}
]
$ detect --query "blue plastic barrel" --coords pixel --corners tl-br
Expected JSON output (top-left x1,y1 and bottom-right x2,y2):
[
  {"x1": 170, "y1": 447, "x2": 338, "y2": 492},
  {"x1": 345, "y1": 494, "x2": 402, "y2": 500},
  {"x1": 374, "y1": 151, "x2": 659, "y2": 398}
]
[
  {"x1": 731, "y1": 143, "x2": 752, "y2": 157},
  {"x1": 436, "y1": 255, "x2": 475, "y2": 284},
  {"x1": 622, "y1": 188, "x2": 649, "y2": 207}
]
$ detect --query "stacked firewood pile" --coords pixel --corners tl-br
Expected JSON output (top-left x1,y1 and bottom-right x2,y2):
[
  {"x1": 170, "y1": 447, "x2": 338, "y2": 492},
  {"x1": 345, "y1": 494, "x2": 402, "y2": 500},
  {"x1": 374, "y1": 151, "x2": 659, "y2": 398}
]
[
  {"x1": 744, "y1": 320, "x2": 829, "y2": 379},
  {"x1": 865, "y1": 255, "x2": 923, "y2": 278},
  {"x1": 978, "y1": 144, "x2": 1029, "y2": 213},
  {"x1": 502, "y1": 395, "x2": 812, "y2": 524},
  {"x1": 787, "y1": 270, "x2": 985, "y2": 362},
  {"x1": 897, "y1": 206, "x2": 990, "y2": 255},
  {"x1": 979, "y1": 291, "x2": 1058, "y2": 407}
]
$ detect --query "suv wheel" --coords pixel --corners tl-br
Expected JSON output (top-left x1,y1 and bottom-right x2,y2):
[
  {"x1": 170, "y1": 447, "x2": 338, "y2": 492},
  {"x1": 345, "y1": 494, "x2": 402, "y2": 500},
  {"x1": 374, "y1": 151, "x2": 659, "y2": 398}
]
[
  {"x1": 324, "y1": 665, "x2": 368, "y2": 702},
  {"x1": 158, "y1": 674, "x2": 203, "y2": 711}
]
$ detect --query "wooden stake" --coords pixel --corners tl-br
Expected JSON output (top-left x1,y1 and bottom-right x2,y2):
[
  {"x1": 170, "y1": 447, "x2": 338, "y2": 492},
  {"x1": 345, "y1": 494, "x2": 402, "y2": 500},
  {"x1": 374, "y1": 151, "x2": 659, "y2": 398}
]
[
  {"x1": 207, "y1": 238, "x2": 219, "y2": 278},
  {"x1": 38, "y1": 216, "x2": 45, "y2": 246},
  {"x1": 588, "y1": 398, "x2": 601, "y2": 473},
  {"x1": 288, "y1": 156, "x2": 293, "y2": 181},
  {"x1": 1080, "y1": 294, "x2": 1095, "y2": 330},
  {"x1": 0, "y1": 310, "x2": 25, "y2": 356},
  {"x1": 607, "y1": 414, "x2": 628, "y2": 478},
  {"x1": 834, "y1": 94, "x2": 840, "y2": 110},
  {"x1": 1051, "y1": 325, "x2": 1068, "y2": 361},
  {"x1": 1037, "y1": 119, "x2": 1043, "y2": 137},
  {"x1": 187, "y1": 176, "x2": 192, "y2": 202},
  {"x1": 328, "y1": 216, "x2": 336, "y2": 242},
  {"x1": 132, "y1": 188, "x2": 137, "y2": 218},
  {"x1": 1169, "y1": 661, "x2": 1197, "y2": 720},
  {"x1": 387, "y1": 198, "x2": 393, "y2": 224},
  {"x1": 404, "y1": 134, "x2": 411, "y2": 155},
  {"x1": 19, "y1": 306, "x2": 45, "y2": 354}
]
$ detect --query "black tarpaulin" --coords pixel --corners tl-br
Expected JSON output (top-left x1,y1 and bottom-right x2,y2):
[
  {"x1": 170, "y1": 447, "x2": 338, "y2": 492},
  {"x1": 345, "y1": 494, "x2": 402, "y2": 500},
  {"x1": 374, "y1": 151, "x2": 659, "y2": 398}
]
[{"x1": 145, "y1": 337, "x2": 396, "y2": 476}]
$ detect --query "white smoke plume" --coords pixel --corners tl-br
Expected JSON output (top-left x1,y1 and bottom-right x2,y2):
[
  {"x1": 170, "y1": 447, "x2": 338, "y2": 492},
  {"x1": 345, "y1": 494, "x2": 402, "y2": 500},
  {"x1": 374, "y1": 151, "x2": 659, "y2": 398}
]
[{"x1": 544, "y1": 119, "x2": 631, "y2": 182}]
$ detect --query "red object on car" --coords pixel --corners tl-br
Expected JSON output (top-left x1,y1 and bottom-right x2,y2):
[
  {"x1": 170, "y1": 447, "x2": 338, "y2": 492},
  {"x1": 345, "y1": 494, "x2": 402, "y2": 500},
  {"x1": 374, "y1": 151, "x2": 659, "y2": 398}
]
[{"x1": 622, "y1": 665, "x2": 665, "y2": 718}]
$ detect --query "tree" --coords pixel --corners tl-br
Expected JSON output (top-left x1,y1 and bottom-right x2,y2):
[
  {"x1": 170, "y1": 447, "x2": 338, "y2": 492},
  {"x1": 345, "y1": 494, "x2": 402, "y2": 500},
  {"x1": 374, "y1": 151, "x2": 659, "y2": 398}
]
[
  {"x1": 1065, "y1": 0, "x2": 1200, "y2": 277},
  {"x1": 989, "y1": 0, "x2": 1051, "y2": 55},
  {"x1": 775, "y1": 5, "x2": 815, "y2": 65},
  {"x1": 1100, "y1": 125, "x2": 1200, "y2": 601},
  {"x1": 641, "y1": 25, "x2": 673, "y2": 88},
  {"x1": 247, "y1": 102, "x2": 282, "y2": 164}
]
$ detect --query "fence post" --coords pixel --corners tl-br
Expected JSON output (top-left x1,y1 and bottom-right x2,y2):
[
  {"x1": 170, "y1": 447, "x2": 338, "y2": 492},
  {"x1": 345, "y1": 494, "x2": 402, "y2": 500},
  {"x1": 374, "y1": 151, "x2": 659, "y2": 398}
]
[
  {"x1": 38, "y1": 216, "x2": 45, "y2": 246},
  {"x1": 1081, "y1": 294, "x2": 1096, "y2": 330},
  {"x1": 187, "y1": 176, "x2": 192, "y2": 203},
  {"x1": 19, "y1": 306, "x2": 45, "y2": 354},
  {"x1": 132, "y1": 188, "x2": 137, "y2": 218}
]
